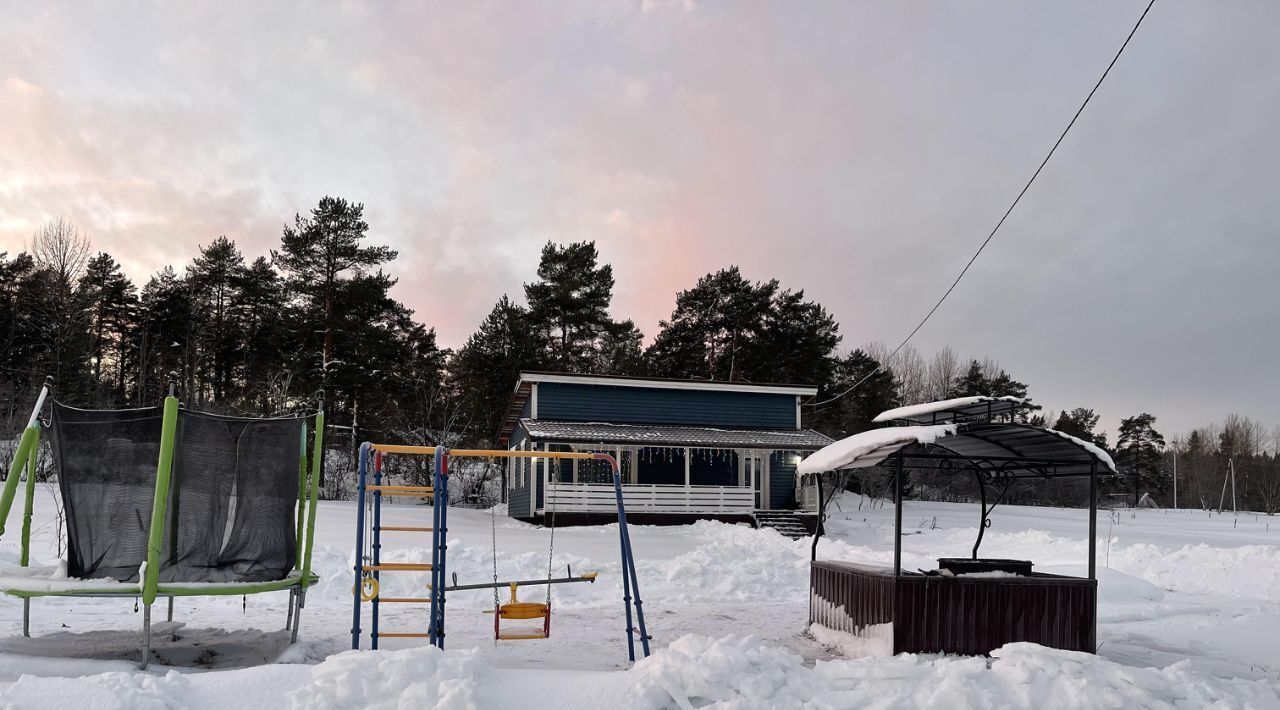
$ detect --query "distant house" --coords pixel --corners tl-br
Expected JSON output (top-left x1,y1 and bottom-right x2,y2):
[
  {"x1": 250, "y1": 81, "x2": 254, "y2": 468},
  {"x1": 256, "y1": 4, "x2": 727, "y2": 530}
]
[{"x1": 496, "y1": 372, "x2": 832, "y2": 530}]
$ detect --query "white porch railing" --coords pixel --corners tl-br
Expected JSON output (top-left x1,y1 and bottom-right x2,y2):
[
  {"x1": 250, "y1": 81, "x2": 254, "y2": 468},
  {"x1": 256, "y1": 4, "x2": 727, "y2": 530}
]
[{"x1": 542, "y1": 482, "x2": 755, "y2": 514}]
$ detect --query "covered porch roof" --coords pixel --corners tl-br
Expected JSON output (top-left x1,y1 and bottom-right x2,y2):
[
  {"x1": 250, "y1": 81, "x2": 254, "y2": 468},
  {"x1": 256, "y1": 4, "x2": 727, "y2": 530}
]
[{"x1": 518, "y1": 419, "x2": 832, "y2": 450}]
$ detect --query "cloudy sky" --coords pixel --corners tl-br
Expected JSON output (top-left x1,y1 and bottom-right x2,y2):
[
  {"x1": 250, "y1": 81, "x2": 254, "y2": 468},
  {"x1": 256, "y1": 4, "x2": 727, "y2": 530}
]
[{"x1": 1, "y1": 1, "x2": 1277, "y2": 436}]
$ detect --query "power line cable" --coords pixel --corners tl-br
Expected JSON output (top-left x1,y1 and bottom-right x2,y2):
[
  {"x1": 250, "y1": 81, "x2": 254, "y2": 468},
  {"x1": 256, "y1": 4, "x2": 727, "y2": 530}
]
[{"x1": 807, "y1": 0, "x2": 1157, "y2": 410}]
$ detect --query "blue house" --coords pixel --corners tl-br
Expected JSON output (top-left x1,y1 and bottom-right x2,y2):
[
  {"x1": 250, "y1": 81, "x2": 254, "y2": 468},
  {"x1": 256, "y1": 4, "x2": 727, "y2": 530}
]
[{"x1": 497, "y1": 372, "x2": 832, "y2": 530}]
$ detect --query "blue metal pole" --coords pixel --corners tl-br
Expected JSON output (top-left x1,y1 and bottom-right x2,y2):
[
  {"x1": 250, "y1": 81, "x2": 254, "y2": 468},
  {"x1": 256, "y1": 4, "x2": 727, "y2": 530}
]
[
  {"x1": 437, "y1": 449, "x2": 450, "y2": 650},
  {"x1": 370, "y1": 450, "x2": 383, "y2": 649},
  {"x1": 350, "y1": 442, "x2": 370, "y2": 650},
  {"x1": 428, "y1": 450, "x2": 443, "y2": 647},
  {"x1": 604, "y1": 454, "x2": 651, "y2": 660},
  {"x1": 619, "y1": 508, "x2": 651, "y2": 658},
  {"x1": 617, "y1": 517, "x2": 636, "y2": 662}
]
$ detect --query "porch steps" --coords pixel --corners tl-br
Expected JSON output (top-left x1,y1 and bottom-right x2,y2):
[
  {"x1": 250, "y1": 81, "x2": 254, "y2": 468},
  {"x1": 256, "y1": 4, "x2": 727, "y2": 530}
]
[{"x1": 753, "y1": 511, "x2": 810, "y2": 540}]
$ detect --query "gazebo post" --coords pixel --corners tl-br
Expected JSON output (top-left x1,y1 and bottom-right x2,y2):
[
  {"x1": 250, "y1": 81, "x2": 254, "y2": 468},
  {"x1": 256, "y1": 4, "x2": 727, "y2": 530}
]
[
  {"x1": 893, "y1": 453, "x2": 904, "y2": 577},
  {"x1": 1088, "y1": 460, "x2": 1098, "y2": 580}
]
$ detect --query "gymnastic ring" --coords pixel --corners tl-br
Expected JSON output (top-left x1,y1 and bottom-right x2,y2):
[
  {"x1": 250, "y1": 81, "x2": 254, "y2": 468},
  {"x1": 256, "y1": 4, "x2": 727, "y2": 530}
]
[{"x1": 360, "y1": 576, "x2": 379, "y2": 601}]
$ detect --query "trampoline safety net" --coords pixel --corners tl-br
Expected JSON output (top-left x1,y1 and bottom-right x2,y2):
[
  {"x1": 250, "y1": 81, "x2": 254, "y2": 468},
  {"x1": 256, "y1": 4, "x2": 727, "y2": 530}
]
[{"x1": 51, "y1": 402, "x2": 308, "y2": 584}]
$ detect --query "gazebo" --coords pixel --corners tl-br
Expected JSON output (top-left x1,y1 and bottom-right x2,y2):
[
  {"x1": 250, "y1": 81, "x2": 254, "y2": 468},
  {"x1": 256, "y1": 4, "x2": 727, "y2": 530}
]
[{"x1": 799, "y1": 396, "x2": 1116, "y2": 656}]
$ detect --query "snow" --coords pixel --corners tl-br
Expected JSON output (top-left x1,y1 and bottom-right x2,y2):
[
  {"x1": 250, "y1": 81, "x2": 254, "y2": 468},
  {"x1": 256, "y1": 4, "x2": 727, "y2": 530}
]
[
  {"x1": 872, "y1": 396, "x2": 1029, "y2": 423},
  {"x1": 796, "y1": 424, "x2": 956, "y2": 475},
  {"x1": 1044, "y1": 427, "x2": 1118, "y2": 472},
  {"x1": 1, "y1": 487, "x2": 1279, "y2": 708}
]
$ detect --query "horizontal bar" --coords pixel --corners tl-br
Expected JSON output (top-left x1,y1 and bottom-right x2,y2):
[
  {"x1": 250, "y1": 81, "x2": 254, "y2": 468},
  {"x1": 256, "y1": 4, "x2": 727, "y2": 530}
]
[
  {"x1": 365, "y1": 445, "x2": 618, "y2": 464},
  {"x1": 449, "y1": 449, "x2": 602, "y2": 461},
  {"x1": 363, "y1": 563, "x2": 432, "y2": 571},
  {"x1": 377, "y1": 525, "x2": 435, "y2": 532},
  {"x1": 443, "y1": 573, "x2": 597, "y2": 593},
  {"x1": 375, "y1": 632, "x2": 431, "y2": 638},
  {"x1": 367, "y1": 485, "x2": 434, "y2": 495},
  {"x1": 377, "y1": 597, "x2": 432, "y2": 603},
  {"x1": 370, "y1": 444, "x2": 438, "y2": 455}
]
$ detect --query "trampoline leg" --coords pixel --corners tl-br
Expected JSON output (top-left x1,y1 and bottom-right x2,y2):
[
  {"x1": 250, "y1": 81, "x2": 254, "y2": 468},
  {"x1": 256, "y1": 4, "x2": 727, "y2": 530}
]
[
  {"x1": 22, "y1": 598, "x2": 30, "y2": 637},
  {"x1": 291, "y1": 588, "x2": 306, "y2": 644},
  {"x1": 141, "y1": 604, "x2": 152, "y2": 670},
  {"x1": 166, "y1": 596, "x2": 174, "y2": 623},
  {"x1": 286, "y1": 588, "x2": 296, "y2": 630}
]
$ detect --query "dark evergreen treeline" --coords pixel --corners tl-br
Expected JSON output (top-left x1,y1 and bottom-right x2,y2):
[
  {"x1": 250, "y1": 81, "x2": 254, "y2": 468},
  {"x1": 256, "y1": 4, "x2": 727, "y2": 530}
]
[{"x1": 2, "y1": 201, "x2": 1277, "y2": 509}]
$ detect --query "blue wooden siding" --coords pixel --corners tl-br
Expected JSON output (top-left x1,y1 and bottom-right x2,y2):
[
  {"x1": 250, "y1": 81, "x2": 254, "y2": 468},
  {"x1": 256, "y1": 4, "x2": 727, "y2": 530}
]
[
  {"x1": 536, "y1": 383, "x2": 796, "y2": 429},
  {"x1": 769, "y1": 452, "x2": 798, "y2": 509},
  {"x1": 509, "y1": 482, "x2": 531, "y2": 519}
]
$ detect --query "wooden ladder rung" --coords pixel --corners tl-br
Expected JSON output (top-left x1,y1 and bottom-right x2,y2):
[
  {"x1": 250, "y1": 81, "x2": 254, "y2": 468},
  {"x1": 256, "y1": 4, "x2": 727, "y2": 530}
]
[
  {"x1": 377, "y1": 597, "x2": 432, "y2": 603},
  {"x1": 362, "y1": 563, "x2": 432, "y2": 572},
  {"x1": 377, "y1": 526, "x2": 434, "y2": 532},
  {"x1": 375, "y1": 632, "x2": 431, "y2": 638}
]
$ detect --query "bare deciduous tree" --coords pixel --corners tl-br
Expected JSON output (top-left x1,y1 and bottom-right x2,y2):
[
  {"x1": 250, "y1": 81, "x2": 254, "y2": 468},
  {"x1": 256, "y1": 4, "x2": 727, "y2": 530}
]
[{"x1": 30, "y1": 218, "x2": 93, "y2": 385}]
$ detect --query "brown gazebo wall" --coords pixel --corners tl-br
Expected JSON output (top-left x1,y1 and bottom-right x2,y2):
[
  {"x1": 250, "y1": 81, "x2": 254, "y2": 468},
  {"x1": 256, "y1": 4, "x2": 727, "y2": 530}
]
[{"x1": 810, "y1": 561, "x2": 1096, "y2": 656}]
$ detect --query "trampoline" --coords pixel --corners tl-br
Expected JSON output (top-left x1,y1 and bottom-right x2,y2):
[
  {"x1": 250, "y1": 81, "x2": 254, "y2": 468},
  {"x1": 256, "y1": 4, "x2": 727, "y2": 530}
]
[{"x1": 0, "y1": 380, "x2": 325, "y2": 668}]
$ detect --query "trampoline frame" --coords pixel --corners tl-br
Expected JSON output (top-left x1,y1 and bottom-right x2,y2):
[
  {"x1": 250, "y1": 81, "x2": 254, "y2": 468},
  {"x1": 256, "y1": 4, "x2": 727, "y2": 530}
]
[{"x1": 0, "y1": 381, "x2": 326, "y2": 668}]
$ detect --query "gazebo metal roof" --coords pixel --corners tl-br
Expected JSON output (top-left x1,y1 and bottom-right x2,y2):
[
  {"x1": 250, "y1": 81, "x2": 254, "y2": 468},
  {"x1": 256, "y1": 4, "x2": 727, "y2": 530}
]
[
  {"x1": 872, "y1": 396, "x2": 1032, "y2": 425},
  {"x1": 797, "y1": 422, "x2": 1116, "y2": 480},
  {"x1": 800, "y1": 397, "x2": 1115, "y2": 578}
]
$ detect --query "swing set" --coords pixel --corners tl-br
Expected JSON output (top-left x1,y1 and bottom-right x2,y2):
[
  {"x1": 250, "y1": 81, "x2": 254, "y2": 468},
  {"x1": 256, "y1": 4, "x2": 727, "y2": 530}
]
[{"x1": 350, "y1": 444, "x2": 651, "y2": 661}]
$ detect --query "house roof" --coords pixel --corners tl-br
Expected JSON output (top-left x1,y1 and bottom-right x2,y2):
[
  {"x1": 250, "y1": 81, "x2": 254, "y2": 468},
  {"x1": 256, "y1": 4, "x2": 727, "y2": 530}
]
[
  {"x1": 517, "y1": 419, "x2": 834, "y2": 450},
  {"x1": 518, "y1": 371, "x2": 818, "y2": 396},
  {"x1": 796, "y1": 422, "x2": 1116, "y2": 480},
  {"x1": 496, "y1": 371, "x2": 819, "y2": 445}
]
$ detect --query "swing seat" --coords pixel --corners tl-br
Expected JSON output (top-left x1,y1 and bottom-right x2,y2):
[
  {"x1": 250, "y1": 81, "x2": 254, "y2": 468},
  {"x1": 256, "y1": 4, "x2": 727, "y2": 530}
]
[
  {"x1": 498, "y1": 601, "x2": 549, "y2": 620},
  {"x1": 497, "y1": 630, "x2": 548, "y2": 640},
  {"x1": 491, "y1": 581, "x2": 552, "y2": 640}
]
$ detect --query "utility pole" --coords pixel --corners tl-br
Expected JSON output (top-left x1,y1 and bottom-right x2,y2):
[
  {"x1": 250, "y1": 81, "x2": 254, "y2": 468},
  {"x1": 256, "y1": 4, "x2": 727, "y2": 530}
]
[
  {"x1": 1172, "y1": 446, "x2": 1178, "y2": 510},
  {"x1": 1230, "y1": 457, "x2": 1238, "y2": 514}
]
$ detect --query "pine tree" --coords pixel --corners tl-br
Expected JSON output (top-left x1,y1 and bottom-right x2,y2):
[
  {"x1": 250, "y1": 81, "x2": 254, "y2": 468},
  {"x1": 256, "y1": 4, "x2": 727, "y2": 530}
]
[
  {"x1": 647, "y1": 267, "x2": 775, "y2": 381},
  {"x1": 78, "y1": 253, "x2": 137, "y2": 404},
  {"x1": 1115, "y1": 413, "x2": 1165, "y2": 505},
  {"x1": 1053, "y1": 408, "x2": 1103, "y2": 446},
  {"x1": 524, "y1": 241, "x2": 619, "y2": 372},
  {"x1": 950, "y1": 360, "x2": 989, "y2": 397},
  {"x1": 812, "y1": 349, "x2": 899, "y2": 438},
  {"x1": 133, "y1": 267, "x2": 196, "y2": 404},
  {"x1": 450, "y1": 296, "x2": 541, "y2": 443},
  {"x1": 189, "y1": 236, "x2": 246, "y2": 405},
  {"x1": 273, "y1": 196, "x2": 397, "y2": 394},
  {"x1": 595, "y1": 319, "x2": 645, "y2": 375},
  {"x1": 237, "y1": 257, "x2": 288, "y2": 412},
  {"x1": 0, "y1": 252, "x2": 42, "y2": 434},
  {"x1": 754, "y1": 288, "x2": 840, "y2": 387}
]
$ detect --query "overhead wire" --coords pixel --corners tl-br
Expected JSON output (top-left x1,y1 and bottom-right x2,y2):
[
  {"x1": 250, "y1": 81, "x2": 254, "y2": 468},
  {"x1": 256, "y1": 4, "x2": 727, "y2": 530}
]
[{"x1": 806, "y1": 0, "x2": 1157, "y2": 410}]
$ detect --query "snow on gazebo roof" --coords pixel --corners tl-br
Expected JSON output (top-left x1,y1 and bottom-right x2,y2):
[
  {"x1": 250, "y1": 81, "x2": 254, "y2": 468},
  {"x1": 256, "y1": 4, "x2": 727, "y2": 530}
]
[
  {"x1": 797, "y1": 425, "x2": 955, "y2": 475},
  {"x1": 797, "y1": 422, "x2": 1115, "y2": 479},
  {"x1": 872, "y1": 396, "x2": 1030, "y2": 424}
]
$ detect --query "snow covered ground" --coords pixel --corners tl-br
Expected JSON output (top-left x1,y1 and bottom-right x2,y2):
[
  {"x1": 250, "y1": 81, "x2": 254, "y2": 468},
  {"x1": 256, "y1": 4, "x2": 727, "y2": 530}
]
[{"x1": 1, "y1": 487, "x2": 1278, "y2": 708}]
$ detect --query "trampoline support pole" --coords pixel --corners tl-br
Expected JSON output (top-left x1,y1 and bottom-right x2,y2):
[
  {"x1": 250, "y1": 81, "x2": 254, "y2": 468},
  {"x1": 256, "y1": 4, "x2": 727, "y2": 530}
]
[
  {"x1": 141, "y1": 604, "x2": 152, "y2": 670},
  {"x1": 22, "y1": 599, "x2": 29, "y2": 637},
  {"x1": 166, "y1": 596, "x2": 174, "y2": 622},
  {"x1": 291, "y1": 588, "x2": 306, "y2": 644},
  {"x1": 286, "y1": 588, "x2": 295, "y2": 629}
]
